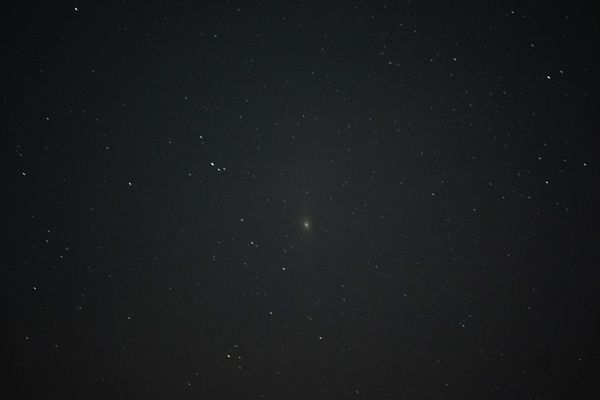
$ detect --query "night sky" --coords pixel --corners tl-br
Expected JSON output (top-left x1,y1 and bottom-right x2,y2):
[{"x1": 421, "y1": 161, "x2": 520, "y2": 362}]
[{"x1": 3, "y1": 1, "x2": 599, "y2": 398}]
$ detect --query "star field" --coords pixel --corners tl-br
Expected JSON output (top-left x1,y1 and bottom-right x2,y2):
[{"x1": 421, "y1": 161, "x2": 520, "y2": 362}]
[{"x1": 3, "y1": 1, "x2": 599, "y2": 399}]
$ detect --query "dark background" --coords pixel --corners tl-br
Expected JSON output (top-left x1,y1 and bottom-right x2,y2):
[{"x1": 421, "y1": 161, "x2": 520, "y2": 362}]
[{"x1": 3, "y1": 1, "x2": 599, "y2": 398}]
